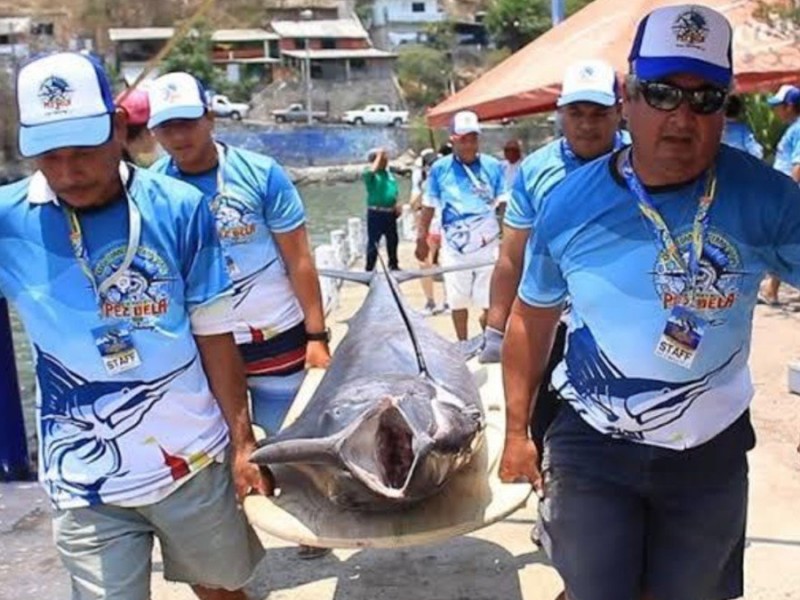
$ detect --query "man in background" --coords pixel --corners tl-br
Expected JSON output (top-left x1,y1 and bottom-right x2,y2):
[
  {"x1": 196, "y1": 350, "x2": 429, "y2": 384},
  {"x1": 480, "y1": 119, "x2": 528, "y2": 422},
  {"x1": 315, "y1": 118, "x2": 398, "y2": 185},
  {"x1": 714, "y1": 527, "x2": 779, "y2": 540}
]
[{"x1": 364, "y1": 147, "x2": 400, "y2": 271}]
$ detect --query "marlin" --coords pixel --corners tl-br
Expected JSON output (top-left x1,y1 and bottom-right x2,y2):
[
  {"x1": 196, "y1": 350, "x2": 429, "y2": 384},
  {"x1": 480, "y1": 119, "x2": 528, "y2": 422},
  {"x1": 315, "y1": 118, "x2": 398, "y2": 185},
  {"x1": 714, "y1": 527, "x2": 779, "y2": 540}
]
[{"x1": 250, "y1": 263, "x2": 488, "y2": 511}]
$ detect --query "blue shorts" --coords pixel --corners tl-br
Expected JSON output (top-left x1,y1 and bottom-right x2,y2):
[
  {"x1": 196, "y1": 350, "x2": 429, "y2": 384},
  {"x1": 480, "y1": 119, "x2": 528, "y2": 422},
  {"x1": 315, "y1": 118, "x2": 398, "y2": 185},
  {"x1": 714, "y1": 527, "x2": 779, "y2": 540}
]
[{"x1": 539, "y1": 404, "x2": 754, "y2": 600}]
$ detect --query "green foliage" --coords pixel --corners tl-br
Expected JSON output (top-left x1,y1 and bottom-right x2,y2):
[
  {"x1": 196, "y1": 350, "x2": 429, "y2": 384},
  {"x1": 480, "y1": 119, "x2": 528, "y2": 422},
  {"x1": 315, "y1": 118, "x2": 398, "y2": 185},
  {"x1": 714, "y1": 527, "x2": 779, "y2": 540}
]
[
  {"x1": 407, "y1": 117, "x2": 447, "y2": 153},
  {"x1": 161, "y1": 23, "x2": 222, "y2": 90},
  {"x1": 397, "y1": 45, "x2": 453, "y2": 109},
  {"x1": 485, "y1": 0, "x2": 595, "y2": 51},
  {"x1": 743, "y1": 94, "x2": 786, "y2": 163},
  {"x1": 423, "y1": 20, "x2": 457, "y2": 52}
]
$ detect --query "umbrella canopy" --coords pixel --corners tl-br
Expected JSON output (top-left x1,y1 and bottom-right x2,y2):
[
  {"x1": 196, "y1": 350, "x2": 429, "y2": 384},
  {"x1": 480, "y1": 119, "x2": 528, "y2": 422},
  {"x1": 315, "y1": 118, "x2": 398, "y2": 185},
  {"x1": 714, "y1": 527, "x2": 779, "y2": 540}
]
[{"x1": 426, "y1": 0, "x2": 800, "y2": 126}]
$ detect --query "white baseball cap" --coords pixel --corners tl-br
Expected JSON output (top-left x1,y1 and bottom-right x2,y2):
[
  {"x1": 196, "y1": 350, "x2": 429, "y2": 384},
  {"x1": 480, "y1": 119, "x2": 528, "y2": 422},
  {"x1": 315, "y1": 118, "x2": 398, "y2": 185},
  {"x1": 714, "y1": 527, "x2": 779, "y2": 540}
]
[
  {"x1": 147, "y1": 72, "x2": 208, "y2": 129},
  {"x1": 768, "y1": 84, "x2": 800, "y2": 106},
  {"x1": 557, "y1": 60, "x2": 618, "y2": 107},
  {"x1": 629, "y1": 5, "x2": 733, "y2": 88},
  {"x1": 451, "y1": 110, "x2": 481, "y2": 136},
  {"x1": 16, "y1": 52, "x2": 116, "y2": 158}
]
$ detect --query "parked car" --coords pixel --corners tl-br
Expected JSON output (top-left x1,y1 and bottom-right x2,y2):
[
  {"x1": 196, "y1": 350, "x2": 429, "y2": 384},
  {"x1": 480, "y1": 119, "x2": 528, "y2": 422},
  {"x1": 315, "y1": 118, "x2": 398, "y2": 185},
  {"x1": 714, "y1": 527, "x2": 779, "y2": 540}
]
[
  {"x1": 342, "y1": 104, "x2": 409, "y2": 127},
  {"x1": 271, "y1": 103, "x2": 328, "y2": 123},
  {"x1": 210, "y1": 94, "x2": 250, "y2": 120}
]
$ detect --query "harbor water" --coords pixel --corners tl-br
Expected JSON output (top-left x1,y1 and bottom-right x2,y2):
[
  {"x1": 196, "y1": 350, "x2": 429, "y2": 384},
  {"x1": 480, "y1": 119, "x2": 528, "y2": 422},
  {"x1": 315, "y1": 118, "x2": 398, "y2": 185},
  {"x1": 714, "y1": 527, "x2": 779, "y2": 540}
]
[{"x1": 9, "y1": 178, "x2": 411, "y2": 459}]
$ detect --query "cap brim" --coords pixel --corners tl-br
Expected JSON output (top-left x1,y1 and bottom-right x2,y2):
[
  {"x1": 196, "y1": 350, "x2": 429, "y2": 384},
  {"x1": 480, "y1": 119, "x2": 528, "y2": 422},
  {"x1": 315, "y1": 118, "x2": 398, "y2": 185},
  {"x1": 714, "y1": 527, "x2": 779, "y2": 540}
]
[
  {"x1": 451, "y1": 127, "x2": 481, "y2": 137},
  {"x1": 557, "y1": 91, "x2": 617, "y2": 107},
  {"x1": 19, "y1": 113, "x2": 112, "y2": 158},
  {"x1": 767, "y1": 96, "x2": 784, "y2": 106},
  {"x1": 148, "y1": 105, "x2": 206, "y2": 129},
  {"x1": 633, "y1": 56, "x2": 731, "y2": 88}
]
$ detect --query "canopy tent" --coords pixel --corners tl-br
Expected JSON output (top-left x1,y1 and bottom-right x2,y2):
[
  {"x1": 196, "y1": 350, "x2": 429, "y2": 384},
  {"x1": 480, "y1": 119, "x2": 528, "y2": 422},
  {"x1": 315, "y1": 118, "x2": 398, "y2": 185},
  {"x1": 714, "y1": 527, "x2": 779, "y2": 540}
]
[{"x1": 426, "y1": 0, "x2": 800, "y2": 126}]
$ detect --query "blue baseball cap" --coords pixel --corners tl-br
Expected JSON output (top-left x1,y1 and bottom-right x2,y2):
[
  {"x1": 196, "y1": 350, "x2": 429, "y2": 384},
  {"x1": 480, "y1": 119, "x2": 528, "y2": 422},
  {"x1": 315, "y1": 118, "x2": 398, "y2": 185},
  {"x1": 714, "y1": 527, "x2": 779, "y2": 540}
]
[
  {"x1": 767, "y1": 85, "x2": 800, "y2": 107},
  {"x1": 629, "y1": 5, "x2": 733, "y2": 88},
  {"x1": 16, "y1": 52, "x2": 116, "y2": 158},
  {"x1": 147, "y1": 72, "x2": 209, "y2": 129}
]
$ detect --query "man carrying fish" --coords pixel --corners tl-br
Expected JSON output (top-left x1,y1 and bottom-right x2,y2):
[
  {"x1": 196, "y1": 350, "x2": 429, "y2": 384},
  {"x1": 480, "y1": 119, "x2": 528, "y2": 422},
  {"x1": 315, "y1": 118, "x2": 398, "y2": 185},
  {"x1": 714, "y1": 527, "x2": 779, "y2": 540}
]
[
  {"x1": 501, "y1": 5, "x2": 800, "y2": 600},
  {"x1": 415, "y1": 110, "x2": 507, "y2": 341},
  {"x1": 0, "y1": 52, "x2": 268, "y2": 599}
]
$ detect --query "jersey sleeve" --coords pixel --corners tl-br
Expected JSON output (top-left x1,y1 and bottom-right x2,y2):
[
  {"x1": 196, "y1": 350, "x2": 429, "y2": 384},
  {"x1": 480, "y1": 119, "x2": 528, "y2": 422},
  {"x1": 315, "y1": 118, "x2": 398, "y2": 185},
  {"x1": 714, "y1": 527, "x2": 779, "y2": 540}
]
[
  {"x1": 517, "y1": 227, "x2": 568, "y2": 307},
  {"x1": 181, "y1": 198, "x2": 233, "y2": 310},
  {"x1": 504, "y1": 167, "x2": 535, "y2": 230},
  {"x1": 766, "y1": 178, "x2": 800, "y2": 287},
  {"x1": 263, "y1": 161, "x2": 306, "y2": 233}
]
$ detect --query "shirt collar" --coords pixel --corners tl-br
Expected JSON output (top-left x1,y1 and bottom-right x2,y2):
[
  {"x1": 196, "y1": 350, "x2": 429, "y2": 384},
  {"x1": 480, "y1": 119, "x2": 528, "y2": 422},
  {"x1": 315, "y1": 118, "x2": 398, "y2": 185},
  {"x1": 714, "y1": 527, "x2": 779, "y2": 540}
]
[{"x1": 27, "y1": 162, "x2": 132, "y2": 206}]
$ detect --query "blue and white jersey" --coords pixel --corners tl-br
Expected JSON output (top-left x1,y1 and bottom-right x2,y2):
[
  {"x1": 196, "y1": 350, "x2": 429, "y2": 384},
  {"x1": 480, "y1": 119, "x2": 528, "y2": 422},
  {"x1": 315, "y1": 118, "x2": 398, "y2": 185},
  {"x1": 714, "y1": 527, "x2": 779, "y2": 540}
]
[
  {"x1": 520, "y1": 145, "x2": 800, "y2": 449},
  {"x1": 505, "y1": 131, "x2": 630, "y2": 230},
  {"x1": 0, "y1": 167, "x2": 233, "y2": 509},
  {"x1": 773, "y1": 119, "x2": 800, "y2": 178},
  {"x1": 423, "y1": 153, "x2": 506, "y2": 254},
  {"x1": 153, "y1": 144, "x2": 305, "y2": 344},
  {"x1": 722, "y1": 120, "x2": 763, "y2": 159}
]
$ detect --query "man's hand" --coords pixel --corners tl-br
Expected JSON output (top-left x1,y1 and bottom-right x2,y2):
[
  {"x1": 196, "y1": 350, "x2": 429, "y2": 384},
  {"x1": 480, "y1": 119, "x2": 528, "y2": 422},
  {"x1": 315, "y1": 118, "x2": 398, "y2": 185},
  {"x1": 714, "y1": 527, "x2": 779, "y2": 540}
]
[
  {"x1": 232, "y1": 443, "x2": 273, "y2": 501},
  {"x1": 499, "y1": 434, "x2": 542, "y2": 494},
  {"x1": 415, "y1": 237, "x2": 430, "y2": 262},
  {"x1": 306, "y1": 340, "x2": 331, "y2": 368},
  {"x1": 478, "y1": 326, "x2": 504, "y2": 364}
]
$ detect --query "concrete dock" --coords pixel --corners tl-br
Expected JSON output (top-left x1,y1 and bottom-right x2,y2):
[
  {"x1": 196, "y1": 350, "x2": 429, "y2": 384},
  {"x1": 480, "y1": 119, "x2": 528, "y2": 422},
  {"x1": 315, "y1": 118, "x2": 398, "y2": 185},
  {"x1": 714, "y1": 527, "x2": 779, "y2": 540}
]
[{"x1": 2, "y1": 243, "x2": 800, "y2": 600}]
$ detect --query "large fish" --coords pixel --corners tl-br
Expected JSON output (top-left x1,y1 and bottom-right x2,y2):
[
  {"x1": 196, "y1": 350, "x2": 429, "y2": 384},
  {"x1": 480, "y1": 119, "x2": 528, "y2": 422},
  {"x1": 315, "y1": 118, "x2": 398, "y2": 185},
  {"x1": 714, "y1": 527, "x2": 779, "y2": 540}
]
[{"x1": 250, "y1": 264, "x2": 487, "y2": 511}]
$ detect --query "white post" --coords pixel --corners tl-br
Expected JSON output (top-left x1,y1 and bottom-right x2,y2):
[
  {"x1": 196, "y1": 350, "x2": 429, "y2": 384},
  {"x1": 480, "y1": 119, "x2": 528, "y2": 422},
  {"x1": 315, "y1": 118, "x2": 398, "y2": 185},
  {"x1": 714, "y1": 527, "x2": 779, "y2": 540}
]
[
  {"x1": 315, "y1": 244, "x2": 339, "y2": 314},
  {"x1": 330, "y1": 229, "x2": 348, "y2": 273},
  {"x1": 401, "y1": 204, "x2": 416, "y2": 242},
  {"x1": 347, "y1": 217, "x2": 363, "y2": 261},
  {"x1": 789, "y1": 361, "x2": 800, "y2": 395}
]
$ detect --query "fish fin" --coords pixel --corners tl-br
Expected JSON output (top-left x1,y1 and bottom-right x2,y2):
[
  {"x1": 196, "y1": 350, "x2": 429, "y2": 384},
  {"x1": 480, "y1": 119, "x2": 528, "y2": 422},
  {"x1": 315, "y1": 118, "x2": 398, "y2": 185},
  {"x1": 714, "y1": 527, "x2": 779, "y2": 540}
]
[
  {"x1": 250, "y1": 436, "x2": 340, "y2": 466},
  {"x1": 317, "y1": 269, "x2": 373, "y2": 285},
  {"x1": 393, "y1": 261, "x2": 495, "y2": 285}
]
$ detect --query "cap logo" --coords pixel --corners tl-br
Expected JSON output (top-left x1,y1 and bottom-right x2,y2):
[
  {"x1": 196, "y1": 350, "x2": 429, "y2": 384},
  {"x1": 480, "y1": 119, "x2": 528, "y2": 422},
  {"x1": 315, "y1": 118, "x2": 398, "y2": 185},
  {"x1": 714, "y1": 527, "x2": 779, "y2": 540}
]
[
  {"x1": 672, "y1": 9, "x2": 709, "y2": 49},
  {"x1": 580, "y1": 65, "x2": 595, "y2": 79},
  {"x1": 38, "y1": 76, "x2": 73, "y2": 112},
  {"x1": 161, "y1": 82, "x2": 181, "y2": 104}
]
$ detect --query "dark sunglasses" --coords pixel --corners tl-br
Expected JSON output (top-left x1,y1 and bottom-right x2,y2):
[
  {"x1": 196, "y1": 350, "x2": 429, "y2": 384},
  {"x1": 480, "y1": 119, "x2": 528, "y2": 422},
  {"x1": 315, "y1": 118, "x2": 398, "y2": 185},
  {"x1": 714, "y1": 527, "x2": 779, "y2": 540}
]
[{"x1": 637, "y1": 80, "x2": 728, "y2": 115}]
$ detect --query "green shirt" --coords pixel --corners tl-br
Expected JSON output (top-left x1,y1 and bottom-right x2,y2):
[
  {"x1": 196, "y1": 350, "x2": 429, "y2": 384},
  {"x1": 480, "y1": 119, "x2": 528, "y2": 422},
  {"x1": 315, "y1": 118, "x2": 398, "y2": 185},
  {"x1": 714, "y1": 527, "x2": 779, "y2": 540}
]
[{"x1": 363, "y1": 169, "x2": 398, "y2": 208}]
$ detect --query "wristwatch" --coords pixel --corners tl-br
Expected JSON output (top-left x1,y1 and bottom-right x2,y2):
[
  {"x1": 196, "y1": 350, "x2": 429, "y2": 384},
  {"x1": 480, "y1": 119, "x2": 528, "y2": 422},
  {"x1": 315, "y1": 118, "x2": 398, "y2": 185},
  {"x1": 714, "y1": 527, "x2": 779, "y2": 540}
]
[{"x1": 306, "y1": 328, "x2": 331, "y2": 343}]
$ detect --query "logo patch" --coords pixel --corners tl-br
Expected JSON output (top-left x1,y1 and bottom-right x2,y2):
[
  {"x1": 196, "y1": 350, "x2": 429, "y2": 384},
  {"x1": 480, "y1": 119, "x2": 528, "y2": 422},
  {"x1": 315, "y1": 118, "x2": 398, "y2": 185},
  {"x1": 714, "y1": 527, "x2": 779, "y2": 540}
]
[
  {"x1": 672, "y1": 9, "x2": 709, "y2": 49},
  {"x1": 652, "y1": 229, "x2": 745, "y2": 313},
  {"x1": 39, "y1": 76, "x2": 73, "y2": 112},
  {"x1": 161, "y1": 82, "x2": 181, "y2": 104},
  {"x1": 96, "y1": 247, "x2": 174, "y2": 328},
  {"x1": 210, "y1": 193, "x2": 258, "y2": 244}
]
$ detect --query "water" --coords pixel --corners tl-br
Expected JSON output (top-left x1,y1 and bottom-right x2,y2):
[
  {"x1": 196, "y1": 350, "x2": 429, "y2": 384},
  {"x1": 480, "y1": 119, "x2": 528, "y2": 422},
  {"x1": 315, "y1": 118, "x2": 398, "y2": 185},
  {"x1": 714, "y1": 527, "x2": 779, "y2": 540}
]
[{"x1": 8, "y1": 178, "x2": 411, "y2": 457}]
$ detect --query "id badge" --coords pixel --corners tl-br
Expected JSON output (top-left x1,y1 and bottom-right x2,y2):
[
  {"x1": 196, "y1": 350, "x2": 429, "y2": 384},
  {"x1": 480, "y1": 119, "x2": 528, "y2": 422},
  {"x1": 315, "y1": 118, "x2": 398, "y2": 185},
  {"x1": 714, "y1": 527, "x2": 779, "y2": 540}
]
[
  {"x1": 92, "y1": 324, "x2": 141, "y2": 375},
  {"x1": 655, "y1": 306, "x2": 707, "y2": 369}
]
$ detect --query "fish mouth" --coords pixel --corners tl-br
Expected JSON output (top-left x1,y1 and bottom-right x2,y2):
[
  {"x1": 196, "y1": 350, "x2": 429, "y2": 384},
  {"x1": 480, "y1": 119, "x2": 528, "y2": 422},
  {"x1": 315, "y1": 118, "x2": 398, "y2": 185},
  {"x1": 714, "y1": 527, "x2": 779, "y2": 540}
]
[{"x1": 339, "y1": 397, "x2": 428, "y2": 499}]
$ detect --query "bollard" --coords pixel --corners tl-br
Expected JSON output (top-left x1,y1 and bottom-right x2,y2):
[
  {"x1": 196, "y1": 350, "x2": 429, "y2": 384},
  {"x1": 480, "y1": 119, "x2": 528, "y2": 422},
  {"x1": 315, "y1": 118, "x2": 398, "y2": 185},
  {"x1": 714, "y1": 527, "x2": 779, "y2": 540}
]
[
  {"x1": 789, "y1": 361, "x2": 800, "y2": 395},
  {"x1": 401, "y1": 204, "x2": 416, "y2": 242},
  {"x1": 0, "y1": 299, "x2": 31, "y2": 481},
  {"x1": 347, "y1": 217, "x2": 363, "y2": 261},
  {"x1": 315, "y1": 244, "x2": 339, "y2": 314},
  {"x1": 330, "y1": 229, "x2": 348, "y2": 272}
]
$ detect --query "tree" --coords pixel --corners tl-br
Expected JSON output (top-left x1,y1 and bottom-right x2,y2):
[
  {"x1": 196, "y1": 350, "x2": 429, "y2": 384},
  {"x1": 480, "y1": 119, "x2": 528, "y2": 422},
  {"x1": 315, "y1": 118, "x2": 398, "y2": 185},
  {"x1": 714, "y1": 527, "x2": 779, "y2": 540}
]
[
  {"x1": 396, "y1": 45, "x2": 454, "y2": 109},
  {"x1": 161, "y1": 23, "x2": 222, "y2": 91},
  {"x1": 485, "y1": 0, "x2": 596, "y2": 51}
]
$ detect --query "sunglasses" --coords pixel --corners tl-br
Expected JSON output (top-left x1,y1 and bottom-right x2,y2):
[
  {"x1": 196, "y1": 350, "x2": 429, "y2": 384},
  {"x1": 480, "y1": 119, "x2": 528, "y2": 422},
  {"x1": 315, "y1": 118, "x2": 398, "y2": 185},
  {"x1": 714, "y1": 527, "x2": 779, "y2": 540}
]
[{"x1": 637, "y1": 80, "x2": 728, "y2": 115}]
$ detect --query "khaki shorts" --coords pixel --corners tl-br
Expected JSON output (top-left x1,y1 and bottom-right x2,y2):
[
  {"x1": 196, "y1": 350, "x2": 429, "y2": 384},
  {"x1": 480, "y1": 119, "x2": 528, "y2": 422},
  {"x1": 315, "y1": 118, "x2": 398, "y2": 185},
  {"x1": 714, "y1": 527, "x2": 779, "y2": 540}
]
[
  {"x1": 53, "y1": 452, "x2": 265, "y2": 600},
  {"x1": 440, "y1": 242, "x2": 498, "y2": 310}
]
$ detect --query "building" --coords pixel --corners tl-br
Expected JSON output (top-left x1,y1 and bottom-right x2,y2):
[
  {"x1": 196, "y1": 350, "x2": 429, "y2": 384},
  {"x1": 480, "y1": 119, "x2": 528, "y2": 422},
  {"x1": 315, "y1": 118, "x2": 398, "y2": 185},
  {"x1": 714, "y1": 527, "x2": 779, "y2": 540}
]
[
  {"x1": 263, "y1": 0, "x2": 342, "y2": 22},
  {"x1": 108, "y1": 27, "x2": 281, "y2": 84},
  {"x1": 271, "y1": 18, "x2": 396, "y2": 82},
  {"x1": 370, "y1": 0, "x2": 445, "y2": 49}
]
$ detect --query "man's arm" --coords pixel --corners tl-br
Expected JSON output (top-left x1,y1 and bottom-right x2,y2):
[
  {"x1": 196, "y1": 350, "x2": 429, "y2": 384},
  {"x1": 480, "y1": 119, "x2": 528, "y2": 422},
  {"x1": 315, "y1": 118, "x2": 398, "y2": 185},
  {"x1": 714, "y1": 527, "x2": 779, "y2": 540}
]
[
  {"x1": 195, "y1": 332, "x2": 272, "y2": 499},
  {"x1": 791, "y1": 163, "x2": 800, "y2": 183},
  {"x1": 274, "y1": 225, "x2": 331, "y2": 368},
  {"x1": 415, "y1": 205, "x2": 434, "y2": 261},
  {"x1": 487, "y1": 226, "x2": 531, "y2": 332},
  {"x1": 499, "y1": 298, "x2": 562, "y2": 491}
]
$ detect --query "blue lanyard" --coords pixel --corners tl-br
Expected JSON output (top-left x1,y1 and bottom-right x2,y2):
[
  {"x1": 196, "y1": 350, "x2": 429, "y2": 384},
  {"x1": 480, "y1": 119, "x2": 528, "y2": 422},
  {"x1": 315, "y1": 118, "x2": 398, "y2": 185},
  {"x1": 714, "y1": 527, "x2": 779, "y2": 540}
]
[
  {"x1": 620, "y1": 149, "x2": 716, "y2": 299},
  {"x1": 64, "y1": 164, "x2": 142, "y2": 307},
  {"x1": 560, "y1": 139, "x2": 580, "y2": 167}
]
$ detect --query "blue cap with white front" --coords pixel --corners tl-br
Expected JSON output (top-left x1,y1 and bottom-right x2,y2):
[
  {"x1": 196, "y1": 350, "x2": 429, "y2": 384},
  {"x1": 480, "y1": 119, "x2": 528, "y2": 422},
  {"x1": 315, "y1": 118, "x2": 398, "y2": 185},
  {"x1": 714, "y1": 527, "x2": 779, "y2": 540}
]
[
  {"x1": 767, "y1": 84, "x2": 800, "y2": 106},
  {"x1": 16, "y1": 52, "x2": 116, "y2": 158},
  {"x1": 147, "y1": 72, "x2": 208, "y2": 129},
  {"x1": 629, "y1": 5, "x2": 733, "y2": 88}
]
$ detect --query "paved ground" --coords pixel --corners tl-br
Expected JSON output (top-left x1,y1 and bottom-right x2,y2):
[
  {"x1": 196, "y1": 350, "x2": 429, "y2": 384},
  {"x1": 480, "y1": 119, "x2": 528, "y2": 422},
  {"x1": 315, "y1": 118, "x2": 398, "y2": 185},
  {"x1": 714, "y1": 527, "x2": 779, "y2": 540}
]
[{"x1": 2, "y1": 244, "x2": 800, "y2": 600}]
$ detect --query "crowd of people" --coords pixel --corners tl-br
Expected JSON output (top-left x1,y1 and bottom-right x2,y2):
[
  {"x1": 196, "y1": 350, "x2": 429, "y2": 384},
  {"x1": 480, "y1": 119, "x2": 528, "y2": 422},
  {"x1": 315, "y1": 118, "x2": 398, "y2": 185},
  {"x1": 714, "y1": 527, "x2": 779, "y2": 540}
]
[{"x1": 2, "y1": 3, "x2": 800, "y2": 600}]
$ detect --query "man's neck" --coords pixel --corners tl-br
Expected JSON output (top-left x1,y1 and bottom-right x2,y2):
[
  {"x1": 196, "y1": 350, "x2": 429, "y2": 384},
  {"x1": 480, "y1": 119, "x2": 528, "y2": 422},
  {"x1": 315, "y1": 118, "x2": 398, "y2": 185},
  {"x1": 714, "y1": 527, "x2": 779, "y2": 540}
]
[
  {"x1": 176, "y1": 141, "x2": 219, "y2": 175},
  {"x1": 627, "y1": 146, "x2": 709, "y2": 188},
  {"x1": 62, "y1": 174, "x2": 125, "y2": 211}
]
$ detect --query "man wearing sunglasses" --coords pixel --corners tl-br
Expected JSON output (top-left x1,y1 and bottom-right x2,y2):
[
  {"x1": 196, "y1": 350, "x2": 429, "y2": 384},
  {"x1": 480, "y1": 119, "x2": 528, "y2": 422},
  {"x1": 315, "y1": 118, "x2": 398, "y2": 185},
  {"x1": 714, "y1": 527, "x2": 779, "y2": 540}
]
[{"x1": 500, "y1": 5, "x2": 800, "y2": 600}]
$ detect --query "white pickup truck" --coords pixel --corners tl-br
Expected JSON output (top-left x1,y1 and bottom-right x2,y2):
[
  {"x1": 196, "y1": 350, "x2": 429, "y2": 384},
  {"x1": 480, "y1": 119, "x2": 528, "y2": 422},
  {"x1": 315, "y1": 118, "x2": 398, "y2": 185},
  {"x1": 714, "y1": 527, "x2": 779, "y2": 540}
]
[
  {"x1": 342, "y1": 104, "x2": 409, "y2": 127},
  {"x1": 210, "y1": 94, "x2": 250, "y2": 120}
]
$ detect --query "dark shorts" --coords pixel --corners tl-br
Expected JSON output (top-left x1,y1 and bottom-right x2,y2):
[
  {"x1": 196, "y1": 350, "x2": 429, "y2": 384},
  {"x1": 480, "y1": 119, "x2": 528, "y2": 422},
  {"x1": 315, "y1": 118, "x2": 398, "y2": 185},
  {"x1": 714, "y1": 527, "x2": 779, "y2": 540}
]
[{"x1": 540, "y1": 405, "x2": 754, "y2": 600}]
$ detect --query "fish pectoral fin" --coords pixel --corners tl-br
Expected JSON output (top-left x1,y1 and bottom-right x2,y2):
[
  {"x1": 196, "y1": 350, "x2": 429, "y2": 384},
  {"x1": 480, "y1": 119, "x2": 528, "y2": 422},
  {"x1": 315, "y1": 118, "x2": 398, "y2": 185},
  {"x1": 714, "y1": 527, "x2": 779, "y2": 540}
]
[{"x1": 249, "y1": 437, "x2": 340, "y2": 466}]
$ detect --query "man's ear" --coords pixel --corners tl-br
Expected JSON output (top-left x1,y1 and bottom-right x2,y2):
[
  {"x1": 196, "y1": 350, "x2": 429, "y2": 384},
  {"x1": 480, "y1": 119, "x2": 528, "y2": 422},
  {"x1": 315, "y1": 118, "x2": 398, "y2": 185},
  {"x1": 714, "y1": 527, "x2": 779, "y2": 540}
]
[{"x1": 113, "y1": 108, "x2": 129, "y2": 143}]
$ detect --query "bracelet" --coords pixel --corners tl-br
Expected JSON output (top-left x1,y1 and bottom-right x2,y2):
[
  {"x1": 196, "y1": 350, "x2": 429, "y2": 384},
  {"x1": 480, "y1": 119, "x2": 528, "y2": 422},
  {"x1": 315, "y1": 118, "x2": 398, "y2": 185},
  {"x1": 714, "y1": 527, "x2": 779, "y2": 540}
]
[{"x1": 306, "y1": 329, "x2": 331, "y2": 343}]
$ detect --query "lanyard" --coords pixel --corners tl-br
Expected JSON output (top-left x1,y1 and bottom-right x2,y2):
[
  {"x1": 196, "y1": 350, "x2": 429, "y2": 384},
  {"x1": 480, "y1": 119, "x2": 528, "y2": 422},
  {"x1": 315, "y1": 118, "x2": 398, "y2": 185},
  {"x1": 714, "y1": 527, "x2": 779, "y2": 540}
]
[
  {"x1": 64, "y1": 163, "x2": 142, "y2": 303},
  {"x1": 214, "y1": 141, "x2": 227, "y2": 196},
  {"x1": 455, "y1": 155, "x2": 489, "y2": 194},
  {"x1": 560, "y1": 138, "x2": 580, "y2": 166},
  {"x1": 620, "y1": 149, "x2": 717, "y2": 298}
]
